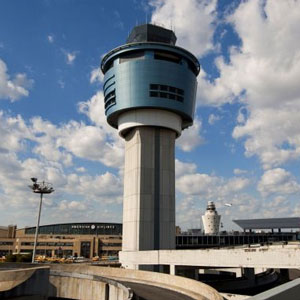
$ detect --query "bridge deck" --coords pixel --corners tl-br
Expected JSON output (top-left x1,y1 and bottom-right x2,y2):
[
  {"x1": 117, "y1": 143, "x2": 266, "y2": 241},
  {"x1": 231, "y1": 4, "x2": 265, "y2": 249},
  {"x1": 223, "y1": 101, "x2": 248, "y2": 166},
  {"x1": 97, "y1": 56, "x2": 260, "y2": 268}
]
[{"x1": 120, "y1": 243, "x2": 300, "y2": 269}]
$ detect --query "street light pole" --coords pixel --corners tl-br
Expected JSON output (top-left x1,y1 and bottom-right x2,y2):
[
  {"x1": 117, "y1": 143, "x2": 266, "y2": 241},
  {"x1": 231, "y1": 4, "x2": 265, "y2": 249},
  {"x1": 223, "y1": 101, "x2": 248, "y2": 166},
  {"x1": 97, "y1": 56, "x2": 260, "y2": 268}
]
[
  {"x1": 29, "y1": 178, "x2": 54, "y2": 263},
  {"x1": 32, "y1": 193, "x2": 43, "y2": 263}
]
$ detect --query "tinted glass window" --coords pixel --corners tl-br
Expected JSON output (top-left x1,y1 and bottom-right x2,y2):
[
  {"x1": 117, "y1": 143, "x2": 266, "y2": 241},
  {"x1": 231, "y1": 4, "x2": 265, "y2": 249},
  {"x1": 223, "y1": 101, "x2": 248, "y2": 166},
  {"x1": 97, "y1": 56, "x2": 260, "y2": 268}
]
[
  {"x1": 119, "y1": 51, "x2": 145, "y2": 63},
  {"x1": 150, "y1": 84, "x2": 159, "y2": 90},
  {"x1": 149, "y1": 84, "x2": 184, "y2": 102},
  {"x1": 150, "y1": 91, "x2": 159, "y2": 97}
]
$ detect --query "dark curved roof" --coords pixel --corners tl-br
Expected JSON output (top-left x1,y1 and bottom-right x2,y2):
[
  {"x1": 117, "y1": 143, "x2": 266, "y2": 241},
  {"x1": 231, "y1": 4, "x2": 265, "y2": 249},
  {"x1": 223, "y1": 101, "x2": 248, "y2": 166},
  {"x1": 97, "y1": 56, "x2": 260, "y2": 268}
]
[
  {"x1": 22, "y1": 222, "x2": 122, "y2": 235},
  {"x1": 22, "y1": 222, "x2": 121, "y2": 229},
  {"x1": 233, "y1": 218, "x2": 300, "y2": 230},
  {"x1": 127, "y1": 24, "x2": 177, "y2": 45}
]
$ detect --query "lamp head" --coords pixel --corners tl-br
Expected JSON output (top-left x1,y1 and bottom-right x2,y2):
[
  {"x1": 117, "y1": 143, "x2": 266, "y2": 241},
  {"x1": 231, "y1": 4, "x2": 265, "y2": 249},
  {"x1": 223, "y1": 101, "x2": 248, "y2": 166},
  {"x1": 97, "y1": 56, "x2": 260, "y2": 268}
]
[{"x1": 31, "y1": 177, "x2": 38, "y2": 183}]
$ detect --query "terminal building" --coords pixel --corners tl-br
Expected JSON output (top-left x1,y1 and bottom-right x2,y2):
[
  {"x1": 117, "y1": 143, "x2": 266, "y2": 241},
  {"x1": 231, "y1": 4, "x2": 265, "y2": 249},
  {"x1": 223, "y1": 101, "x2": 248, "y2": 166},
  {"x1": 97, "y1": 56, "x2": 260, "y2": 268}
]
[
  {"x1": 176, "y1": 217, "x2": 300, "y2": 249},
  {"x1": 1, "y1": 217, "x2": 299, "y2": 258},
  {"x1": 0, "y1": 222, "x2": 122, "y2": 258}
]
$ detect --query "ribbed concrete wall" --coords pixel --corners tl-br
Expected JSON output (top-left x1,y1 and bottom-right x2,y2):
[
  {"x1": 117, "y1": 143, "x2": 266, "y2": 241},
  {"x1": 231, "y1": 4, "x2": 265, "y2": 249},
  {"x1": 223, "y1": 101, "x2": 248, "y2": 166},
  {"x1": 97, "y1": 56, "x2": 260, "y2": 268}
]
[
  {"x1": 122, "y1": 127, "x2": 176, "y2": 256},
  {"x1": 49, "y1": 271, "x2": 131, "y2": 300}
]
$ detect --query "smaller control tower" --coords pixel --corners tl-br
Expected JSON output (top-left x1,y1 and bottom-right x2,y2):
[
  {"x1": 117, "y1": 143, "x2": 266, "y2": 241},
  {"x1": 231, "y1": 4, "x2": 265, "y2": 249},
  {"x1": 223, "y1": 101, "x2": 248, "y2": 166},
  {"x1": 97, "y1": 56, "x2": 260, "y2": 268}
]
[
  {"x1": 202, "y1": 201, "x2": 221, "y2": 235},
  {"x1": 101, "y1": 24, "x2": 199, "y2": 268}
]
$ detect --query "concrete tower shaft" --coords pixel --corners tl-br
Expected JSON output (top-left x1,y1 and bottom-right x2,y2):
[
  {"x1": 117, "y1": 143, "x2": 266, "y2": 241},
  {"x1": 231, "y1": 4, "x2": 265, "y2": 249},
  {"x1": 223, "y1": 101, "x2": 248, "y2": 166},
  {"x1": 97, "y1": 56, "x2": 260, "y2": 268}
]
[{"x1": 123, "y1": 127, "x2": 175, "y2": 252}]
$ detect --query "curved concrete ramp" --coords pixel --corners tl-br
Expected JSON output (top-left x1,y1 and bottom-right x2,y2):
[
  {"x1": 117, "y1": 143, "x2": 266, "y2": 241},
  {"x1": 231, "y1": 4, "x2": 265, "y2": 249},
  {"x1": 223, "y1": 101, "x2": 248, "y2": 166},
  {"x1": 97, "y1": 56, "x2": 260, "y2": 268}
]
[
  {"x1": 0, "y1": 264, "x2": 50, "y2": 299},
  {"x1": 121, "y1": 281, "x2": 200, "y2": 300},
  {"x1": 50, "y1": 264, "x2": 222, "y2": 300},
  {"x1": 0, "y1": 265, "x2": 48, "y2": 292},
  {"x1": 49, "y1": 269, "x2": 133, "y2": 300}
]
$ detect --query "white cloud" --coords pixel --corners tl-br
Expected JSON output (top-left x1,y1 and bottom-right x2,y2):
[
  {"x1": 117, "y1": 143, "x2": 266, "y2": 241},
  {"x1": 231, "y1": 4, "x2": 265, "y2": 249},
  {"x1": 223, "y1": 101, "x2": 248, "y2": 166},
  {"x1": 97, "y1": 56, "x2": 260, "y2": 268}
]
[
  {"x1": 0, "y1": 111, "x2": 32, "y2": 152},
  {"x1": 233, "y1": 168, "x2": 247, "y2": 175},
  {"x1": 77, "y1": 91, "x2": 124, "y2": 167},
  {"x1": 176, "y1": 118, "x2": 203, "y2": 152},
  {"x1": 0, "y1": 109, "x2": 124, "y2": 226},
  {"x1": 208, "y1": 113, "x2": 221, "y2": 125},
  {"x1": 58, "y1": 79, "x2": 65, "y2": 89},
  {"x1": 58, "y1": 200, "x2": 87, "y2": 211},
  {"x1": 76, "y1": 167, "x2": 86, "y2": 173},
  {"x1": 150, "y1": 0, "x2": 217, "y2": 57},
  {"x1": 176, "y1": 172, "x2": 250, "y2": 199},
  {"x1": 65, "y1": 51, "x2": 77, "y2": 65},
  {"x1": 175, "y1": 159, "x2": 197, "y2": 178},
  {"x1": 203, "y1": 0, "x2": 300, "y2": 170},
  {"x1": 237, "y1": 107, "x2": 247, "y2": 124},
  {"x1": 233, "y1": 107, "x2": 300, "y2": 169},
  {"x1": 176, "y1": 196, "x2": 202, "y2": 229},
  {"x1": 196, "y1": 69, "x2": 238, "y2": 107},
  {"x1": 27, "y1": 95, "x2": 124, "y2": 168},
  {"x1": 0, "y1": 107, "x2": 124, "y2": 198},
  {"x1": 113, "y1": 10, "x2": 124, "y2": 30},
  {"x1": 157, "y1": 0, "x2": 300, "y2": 170},
  {"x1": 47, "y1": 35, "x2": 54, "y2": 43},
  {"x1": 90, "y1": 67, "x2": 104, "y2": 84},
  {"x1": 0, "y1": 59, "x2": 33, "y2": 101},
  {"x1": 30, "y1": 117, "x2": 73, "y2": 167},
  {"x1": 257, "y1": 168, "x2": 300, "y2": 197},
  {"x1": 65, "y1": 172, "x2": 123, "y2": 203},
  {"x1": 78, "y1": 91, "x2": 115, "y2": 133},
  {"x1": 59, "y1": 124, "x2": 123, "y2": 168}
]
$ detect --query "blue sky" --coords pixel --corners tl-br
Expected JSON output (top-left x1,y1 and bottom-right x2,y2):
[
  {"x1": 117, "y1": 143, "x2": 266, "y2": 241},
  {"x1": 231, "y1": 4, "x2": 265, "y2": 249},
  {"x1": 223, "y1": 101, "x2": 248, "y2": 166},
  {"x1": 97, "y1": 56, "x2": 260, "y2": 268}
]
[{"x1": 1, "y1": 0, "x2": 300, "y2": 230}]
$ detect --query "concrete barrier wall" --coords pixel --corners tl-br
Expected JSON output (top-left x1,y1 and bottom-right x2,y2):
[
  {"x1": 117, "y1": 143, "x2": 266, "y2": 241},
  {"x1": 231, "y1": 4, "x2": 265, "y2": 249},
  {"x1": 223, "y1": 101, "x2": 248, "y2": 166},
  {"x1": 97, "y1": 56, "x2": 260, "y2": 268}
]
[
  {"x1": 249, "y1": 278, "x2": 300, "y2": 299},
  {"x1": 119, "y1": 246, "x2": 300, "y2": 269},
  {"x1": 0, "y1": 267, "x2": 35, "y2": 291},
  {"x1": 49, "y1": 264, "x2": 222, "y2": 300},
  {"x1": 0, "y1": 263, "x2": 222, "y2": 300},
  {"x1": 0, "y1": 265, "x2": 49, "y2": 299},
  {"x1": 49, "y1": 267, "x2": 133, "y2": 300},
  {"x1": 0, "y1": 263, "x2": 131, "y2": 300},
  {"x1": 50, "y1": 275, "x2": 106, "y2": 299}
]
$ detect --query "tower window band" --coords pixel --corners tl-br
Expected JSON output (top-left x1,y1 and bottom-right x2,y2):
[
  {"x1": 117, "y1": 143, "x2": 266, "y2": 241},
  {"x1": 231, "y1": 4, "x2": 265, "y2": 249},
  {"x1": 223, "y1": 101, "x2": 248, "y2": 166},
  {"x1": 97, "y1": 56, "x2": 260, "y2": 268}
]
[
  {"x1": 154, "y1": 51, "x2": 181, "y2": 64},
  {"x1": 104, "y1": 89, "x2": 116, "y2": 110},
  {"x1": 119, "y1": 51, "x2": 145, "y2": 63},
  {"x1": 104, "y1": 89, "x2": 115, "y2": 103},
  {"x1": 149, "y1": 84, "x2": 184, "y2": 102}
]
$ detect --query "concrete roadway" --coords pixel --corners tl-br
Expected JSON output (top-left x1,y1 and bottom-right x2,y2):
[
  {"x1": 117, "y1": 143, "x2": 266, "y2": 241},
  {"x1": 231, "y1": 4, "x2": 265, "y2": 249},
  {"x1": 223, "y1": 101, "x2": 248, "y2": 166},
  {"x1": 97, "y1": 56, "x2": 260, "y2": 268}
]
[{"x1": 122, "y1": 281, "x2": 196, "y2": 300}]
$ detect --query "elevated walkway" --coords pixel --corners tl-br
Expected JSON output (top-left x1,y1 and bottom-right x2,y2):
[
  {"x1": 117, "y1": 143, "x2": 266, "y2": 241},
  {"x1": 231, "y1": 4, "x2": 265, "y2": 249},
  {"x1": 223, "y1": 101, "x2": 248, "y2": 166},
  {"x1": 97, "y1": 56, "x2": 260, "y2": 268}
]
[{"x1": 120, "y1": 243, "x2": 300, "y2": 270}]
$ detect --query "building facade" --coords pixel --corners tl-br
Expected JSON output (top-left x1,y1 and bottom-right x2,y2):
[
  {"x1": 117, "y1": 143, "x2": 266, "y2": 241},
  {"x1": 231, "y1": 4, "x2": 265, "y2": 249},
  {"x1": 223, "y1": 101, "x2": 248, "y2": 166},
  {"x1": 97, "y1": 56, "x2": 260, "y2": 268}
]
[
  {"x1": 0, "y1": 223, "x2": 122, "y2": 259},
  {"x1": 0, "y1": 226, "x2": 16, "y2": 257},
  {"x1": 1, "y1": 220, "x2": 299, "y2": 258}
]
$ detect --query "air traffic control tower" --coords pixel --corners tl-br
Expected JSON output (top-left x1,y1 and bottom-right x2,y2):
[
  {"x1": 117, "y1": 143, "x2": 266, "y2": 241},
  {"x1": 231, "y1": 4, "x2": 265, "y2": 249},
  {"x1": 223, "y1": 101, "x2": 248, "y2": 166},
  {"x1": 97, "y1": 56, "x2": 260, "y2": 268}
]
[{"x1": 101, "y1": 24, "x2": 200, "y2": 267}]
